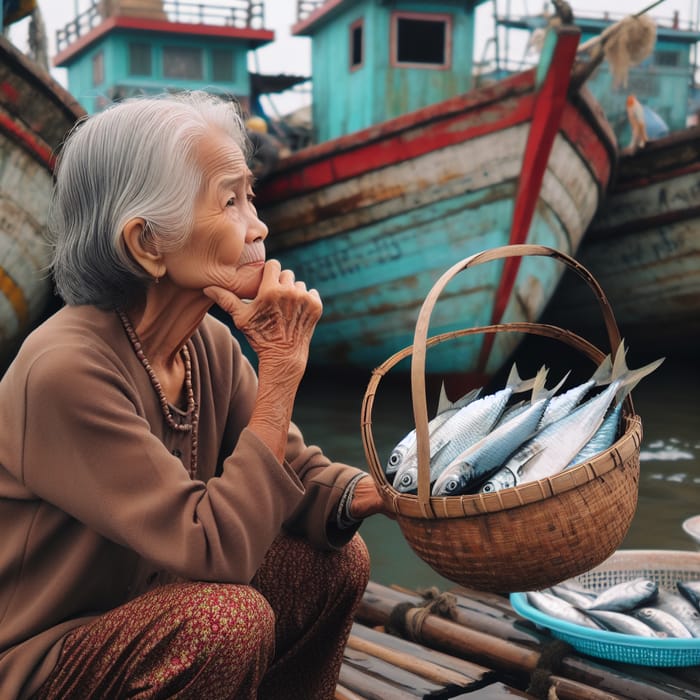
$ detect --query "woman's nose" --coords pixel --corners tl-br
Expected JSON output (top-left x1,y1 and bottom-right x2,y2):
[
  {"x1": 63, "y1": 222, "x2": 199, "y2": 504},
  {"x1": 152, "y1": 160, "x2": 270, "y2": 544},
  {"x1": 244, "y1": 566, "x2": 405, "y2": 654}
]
[{"x1": 248, "y1": 212, "x2": 268, "y2": 242}]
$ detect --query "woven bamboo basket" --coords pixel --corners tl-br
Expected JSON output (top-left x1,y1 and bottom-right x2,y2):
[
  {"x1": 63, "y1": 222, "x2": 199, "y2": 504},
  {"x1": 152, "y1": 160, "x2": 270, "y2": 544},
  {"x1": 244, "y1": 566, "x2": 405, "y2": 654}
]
[{"x1": 361, "y1": 244, "x2": 642, "y2": 593}]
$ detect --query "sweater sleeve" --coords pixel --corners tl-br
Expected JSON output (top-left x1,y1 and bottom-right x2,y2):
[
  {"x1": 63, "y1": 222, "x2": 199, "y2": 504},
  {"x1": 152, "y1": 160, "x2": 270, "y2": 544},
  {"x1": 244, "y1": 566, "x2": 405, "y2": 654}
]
[
  {"x1": 19, "y1": 343, "x2": 306, "y2": 584},
  {"x1": 210, "y1": 328, "x2": 367, "y2": 550},
  {"x1": 281, "y1": 423, "x2": 367, "y2": 549}
]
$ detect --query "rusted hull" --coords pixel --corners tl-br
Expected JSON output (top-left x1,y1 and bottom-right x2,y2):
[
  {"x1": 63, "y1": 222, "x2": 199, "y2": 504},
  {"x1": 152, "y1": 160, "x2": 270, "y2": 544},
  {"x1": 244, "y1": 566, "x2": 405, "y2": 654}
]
[
  {"x1": 254, "y1": 30, "x2": 615, "y2": 377},
  {"x1": 547, "y1": 126, "x2": 700, "y2": 354},
  {"x1": 0, "y1": 35, "x2": 85, "y2": 365}
]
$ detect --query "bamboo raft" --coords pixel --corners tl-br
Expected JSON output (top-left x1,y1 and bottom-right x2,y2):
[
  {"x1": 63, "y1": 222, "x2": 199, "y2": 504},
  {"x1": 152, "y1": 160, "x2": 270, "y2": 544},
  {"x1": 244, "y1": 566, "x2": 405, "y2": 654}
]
[{"x1": 337, "y1": 581, "x2": 700, "y2": 700}]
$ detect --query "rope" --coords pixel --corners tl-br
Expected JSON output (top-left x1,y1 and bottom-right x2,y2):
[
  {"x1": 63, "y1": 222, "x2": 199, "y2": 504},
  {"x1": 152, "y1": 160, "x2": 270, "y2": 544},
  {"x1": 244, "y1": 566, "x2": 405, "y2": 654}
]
[
  {"x1": 526, "y1": 639, "x2": 573, "y2": 699},
  {"x1": 386, "y1": 589, "x2": 457, "y2": 642}
]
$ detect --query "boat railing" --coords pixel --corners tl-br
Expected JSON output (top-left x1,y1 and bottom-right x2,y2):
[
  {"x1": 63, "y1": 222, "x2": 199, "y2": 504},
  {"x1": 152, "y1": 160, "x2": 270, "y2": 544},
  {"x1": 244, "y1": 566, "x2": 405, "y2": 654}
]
[
  {"x1": 56, "y1": 0, "x2": 266, "y2": 53},
  {"x1": 296, "y1": 0, "x2": 325, "y2": 23}
]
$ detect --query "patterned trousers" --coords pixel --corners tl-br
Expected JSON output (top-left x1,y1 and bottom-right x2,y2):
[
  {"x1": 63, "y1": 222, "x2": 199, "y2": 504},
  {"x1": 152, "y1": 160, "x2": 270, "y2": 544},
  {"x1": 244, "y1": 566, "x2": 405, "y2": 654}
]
[{"x1": 32, "y1": 533, "x2": 370, "y2": 700}]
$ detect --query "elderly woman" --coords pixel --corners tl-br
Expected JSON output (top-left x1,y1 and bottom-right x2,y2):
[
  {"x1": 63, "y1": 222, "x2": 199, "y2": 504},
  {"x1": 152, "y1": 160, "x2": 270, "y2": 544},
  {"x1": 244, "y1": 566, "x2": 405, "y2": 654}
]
[{"x1": 0, "y1": 92, "x2": 388, "y2": 699}]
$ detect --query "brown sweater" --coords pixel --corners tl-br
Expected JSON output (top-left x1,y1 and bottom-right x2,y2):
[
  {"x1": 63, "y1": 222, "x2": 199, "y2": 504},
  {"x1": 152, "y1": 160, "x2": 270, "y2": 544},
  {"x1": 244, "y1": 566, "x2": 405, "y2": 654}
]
[{"x1": 0, "y1": 306, "x2": 364, "y2": 699}]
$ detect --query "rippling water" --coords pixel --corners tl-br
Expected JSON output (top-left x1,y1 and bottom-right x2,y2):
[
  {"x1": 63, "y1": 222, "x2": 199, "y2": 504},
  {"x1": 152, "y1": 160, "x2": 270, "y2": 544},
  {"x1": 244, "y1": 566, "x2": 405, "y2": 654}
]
[{"x1": 293, "y1": 348, "x2": 700, "y2": 590}]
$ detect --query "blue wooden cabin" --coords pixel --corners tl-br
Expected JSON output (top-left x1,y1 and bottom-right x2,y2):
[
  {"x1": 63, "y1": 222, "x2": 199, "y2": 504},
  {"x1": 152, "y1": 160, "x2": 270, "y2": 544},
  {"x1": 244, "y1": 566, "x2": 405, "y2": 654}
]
[
  {"x1": 293, "y1": 0, "x2": 487, "y2": 143},
  {"x1": 53, "y1": 0, "x2": 275, "y2": 115},
  {"x1": 497, "y1": 8, "x2": 700, "y2": 144}
]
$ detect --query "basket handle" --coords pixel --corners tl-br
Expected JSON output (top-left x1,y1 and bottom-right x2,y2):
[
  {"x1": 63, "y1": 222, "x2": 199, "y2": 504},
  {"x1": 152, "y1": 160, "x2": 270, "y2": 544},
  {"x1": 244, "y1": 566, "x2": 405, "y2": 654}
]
[{"x1": 410, "y1": 244, "x2": 622, "y2": 513}]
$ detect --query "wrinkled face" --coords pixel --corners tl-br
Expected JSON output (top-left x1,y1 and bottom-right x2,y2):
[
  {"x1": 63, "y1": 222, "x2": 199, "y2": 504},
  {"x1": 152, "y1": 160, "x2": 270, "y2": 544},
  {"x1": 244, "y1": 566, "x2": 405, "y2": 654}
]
[{"x1": 163, "y1": 129, "x2": 268, "y2": 300}]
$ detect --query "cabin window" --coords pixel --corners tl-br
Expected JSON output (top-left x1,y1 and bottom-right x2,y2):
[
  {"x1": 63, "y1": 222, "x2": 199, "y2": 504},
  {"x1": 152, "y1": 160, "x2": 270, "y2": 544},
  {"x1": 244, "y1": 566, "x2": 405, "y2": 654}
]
[
  {"x1": 163, "y1": 46, "x2": 203, "y2": 80},
  {"x1": 654, "y1": 50, "x2": 680, "y2": 67},
  {"x1": 92, "y1": 51, "x2": 104, "y2": 86},
  {"x1": 392, "y1": 12, "x2": 451, "y2": 68},
  {"x1": 350, "y1": 19, "x2": 363, "y2": 70},
  {"x1": 212, "y1": 49, "x2": 234, "y2": 82},
  {"x1": 128, "y1": 43, "x2": 152, "y2": 76}
]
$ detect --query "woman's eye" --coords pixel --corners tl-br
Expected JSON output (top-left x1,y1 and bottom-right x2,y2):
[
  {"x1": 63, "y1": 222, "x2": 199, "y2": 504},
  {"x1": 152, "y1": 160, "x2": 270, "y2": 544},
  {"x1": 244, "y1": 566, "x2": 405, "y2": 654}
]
[{"x1": 226, "y1": 196, "x2": 235, "y2": 207}]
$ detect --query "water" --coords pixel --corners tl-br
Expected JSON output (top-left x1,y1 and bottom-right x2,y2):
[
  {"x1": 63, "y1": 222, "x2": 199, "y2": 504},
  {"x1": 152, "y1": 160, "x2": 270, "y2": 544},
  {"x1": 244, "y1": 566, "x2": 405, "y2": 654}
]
[{"x1": 292, "y1": 347, "x2": 700, "y2": 590}]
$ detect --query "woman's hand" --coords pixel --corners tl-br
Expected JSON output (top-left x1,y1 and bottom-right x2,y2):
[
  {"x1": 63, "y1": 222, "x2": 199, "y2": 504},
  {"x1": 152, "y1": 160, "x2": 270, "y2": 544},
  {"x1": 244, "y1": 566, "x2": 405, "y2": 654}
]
[
  {"x1": 204, "y1": 260, "x2": 322, "y2": 461},
  {"x1": 204, "y1": 259, "x2": 322, "y2": 375},
  {"x1": 349, "y1": 476, "x2": 395, "y2": 520}
]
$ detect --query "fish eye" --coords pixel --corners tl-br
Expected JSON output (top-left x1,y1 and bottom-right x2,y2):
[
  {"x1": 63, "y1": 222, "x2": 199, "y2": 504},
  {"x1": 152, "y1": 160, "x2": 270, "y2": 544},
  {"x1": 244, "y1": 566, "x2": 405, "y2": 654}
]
[
  {"x1": 388, "y1": 453, "x2": 401, "y2": 466},
  {"x1": 482, "y1": 482, "x2": 494, "y2": 493},
  {"x1": 398, "y1": 474, "x2": 413, "y2": 488},
  {"x1": 445, "y1": 479, "x2": 459, "y2": 494}
]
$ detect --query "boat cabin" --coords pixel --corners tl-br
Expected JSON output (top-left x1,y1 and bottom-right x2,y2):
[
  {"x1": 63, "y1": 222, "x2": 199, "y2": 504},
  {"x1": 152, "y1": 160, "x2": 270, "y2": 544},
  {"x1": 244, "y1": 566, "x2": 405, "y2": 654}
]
[
  {"x1": 292, "y1": 0, "x2": 488, "y2": 143},
  {"x1": 53, "y1": 0, "x2": 275, "y2": 115},
  {"x1": 498, "y1": 8, "x2": 700, "y2": 143}
]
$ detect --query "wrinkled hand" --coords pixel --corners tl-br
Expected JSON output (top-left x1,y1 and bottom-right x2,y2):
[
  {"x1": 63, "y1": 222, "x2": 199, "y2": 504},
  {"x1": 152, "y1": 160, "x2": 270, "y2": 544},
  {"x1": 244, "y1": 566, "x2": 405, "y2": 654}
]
[
  {"x1": 349, "y1": 476, "x2": 396, "y2": 520},
  {"x1": 204, "y1": 260, "x2": 322, "y2": 373}
]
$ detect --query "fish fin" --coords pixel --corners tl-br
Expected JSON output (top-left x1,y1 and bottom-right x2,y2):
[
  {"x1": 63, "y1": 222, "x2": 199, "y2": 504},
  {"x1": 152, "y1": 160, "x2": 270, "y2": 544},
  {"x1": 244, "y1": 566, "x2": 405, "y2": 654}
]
[
  {"x1": 504, "y1": 363, "x2": 522, "y2": 389},
  {"x1": 435, "y1": 384, "x2": 482, "y2": 416},
  {"x1": 429, "y1": 436, "x2": 452, "y2": 461},
  {"x1": 591, "y1": 354, "x2": 613, "y2": 386},
  {"x1": 436, "y1": 382, "x2": 450, "y2": 415},
  {"x1": 530, "y1": 365, "x2": 554, "y2": 403}
]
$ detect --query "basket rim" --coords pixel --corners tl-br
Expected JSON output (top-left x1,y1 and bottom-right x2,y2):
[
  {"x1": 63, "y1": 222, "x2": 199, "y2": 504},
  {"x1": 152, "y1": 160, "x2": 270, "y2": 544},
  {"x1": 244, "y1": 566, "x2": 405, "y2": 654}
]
[{"x1": 384, "y1": 412, "x2": 640, "y2": 519}]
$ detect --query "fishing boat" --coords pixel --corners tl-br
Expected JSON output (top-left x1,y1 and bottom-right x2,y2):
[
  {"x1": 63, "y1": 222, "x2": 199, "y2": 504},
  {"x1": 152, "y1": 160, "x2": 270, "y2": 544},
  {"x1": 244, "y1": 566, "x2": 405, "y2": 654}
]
[
  {"x1": 545, "y1": 126, "x2": 700, "y2": 354},
  {"x1": 0, "y1": 28, "x2": 85, "y2": 369},
  {"x1": 250, "y1": 0, "x2": 616, "y2": 381},
  {"x1": 507, "y1": 6, "x2": 700, "y2": 353}
]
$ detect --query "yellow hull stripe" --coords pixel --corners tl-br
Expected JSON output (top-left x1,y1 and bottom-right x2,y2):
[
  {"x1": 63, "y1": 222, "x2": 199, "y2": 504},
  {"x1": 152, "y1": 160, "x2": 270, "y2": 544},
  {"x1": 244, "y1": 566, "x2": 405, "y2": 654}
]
[{"x1": 0, "y1": 266, "x2": 29, "y2": 326}]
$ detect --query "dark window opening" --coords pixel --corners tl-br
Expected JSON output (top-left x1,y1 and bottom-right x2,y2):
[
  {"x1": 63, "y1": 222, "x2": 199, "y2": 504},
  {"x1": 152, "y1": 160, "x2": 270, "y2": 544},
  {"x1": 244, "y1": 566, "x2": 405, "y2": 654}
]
[
  {"x1": 163, "y1": 46, "x2": 203, "y2": 80},
  {"x1": 351, "y1": 22, "x2": 363, "y2": 67},
  {"x1": 212, "y1": 49, "x2": 234, "y2": 82},
  {"x1": 396, "y1": 17, "x2": 446, "y2": 65},
  {"x1": 128, "y1": 43, "x2": 152, "y2": 76},
  {"x1": 654, "y1": 50, "x2": 680, "y2": 67}
]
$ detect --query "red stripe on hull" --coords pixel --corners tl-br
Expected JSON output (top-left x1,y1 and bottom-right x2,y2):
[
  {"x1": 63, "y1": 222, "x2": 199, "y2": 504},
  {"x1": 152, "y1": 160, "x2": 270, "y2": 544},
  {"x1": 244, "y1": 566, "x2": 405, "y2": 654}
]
[{"x1": 0, "y1": 112, "x2": 54, "y2": 169}]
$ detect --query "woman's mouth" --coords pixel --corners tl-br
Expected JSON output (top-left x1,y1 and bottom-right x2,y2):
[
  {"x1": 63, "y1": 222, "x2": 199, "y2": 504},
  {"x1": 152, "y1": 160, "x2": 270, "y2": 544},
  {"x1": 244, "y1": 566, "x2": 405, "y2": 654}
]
[{"x1": 238, "y1": 241, "x2": 265, "y2": 265}]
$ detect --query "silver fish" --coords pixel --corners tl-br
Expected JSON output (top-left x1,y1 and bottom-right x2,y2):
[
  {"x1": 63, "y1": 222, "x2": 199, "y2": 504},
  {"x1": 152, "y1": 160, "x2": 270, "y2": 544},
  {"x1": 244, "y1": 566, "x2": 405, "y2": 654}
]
[
  {"x1": 585, "y1": 577, "x2": 658, "y2": 612},
  {"x1": 632, "y1": 607, "x2": 694, "y2": 638},
  {"x1": 480, "y1": 344, "x2": 663, "y2": 494},
  {"x1": 385, "y1": 385, "x2": 481, "y2": 477},
  {"x1": 565, "y1": 404, "x2": 621, "y2": 469},
  {"x1": 525, "y1": 591, "x2": 601, "y2": 629},
  {"x1": 584, "y1": 609, "x2": 659, "y2": 637},
  {"x1": 677, "y1": 580, "x2": 700, "y2": 613},
  {"x1": 538, "y1": 354, "x2": 612, "y2": 428},
  {"x1": 393, "y1": 365, "x2": 541, "y2": 494},
  {"x1": 431, "y1": 371, "x2": 559, "y2": 496},
  {"x1": 547, "y1": 584, "x2": 596, "y2": 609},
  {"x1": 656, "y1": 589, "x2": 700, "y2": 637}
]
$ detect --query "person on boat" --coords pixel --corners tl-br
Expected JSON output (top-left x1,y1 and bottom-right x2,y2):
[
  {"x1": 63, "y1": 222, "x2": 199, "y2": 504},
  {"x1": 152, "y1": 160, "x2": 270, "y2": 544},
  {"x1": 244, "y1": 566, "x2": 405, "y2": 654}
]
[
  {"x1": 245, "y1": 115, "x2": 291, "y2": 179},
  {"x1": 0, "y1": 91, "x2": 390, "y2": 699}
]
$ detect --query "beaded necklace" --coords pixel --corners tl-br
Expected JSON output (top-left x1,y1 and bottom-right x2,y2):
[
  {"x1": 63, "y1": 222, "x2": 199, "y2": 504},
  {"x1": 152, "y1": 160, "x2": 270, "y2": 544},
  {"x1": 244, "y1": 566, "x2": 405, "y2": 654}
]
[{"x1": 117, "y1": 310, "x2": 199, "y2": 478}]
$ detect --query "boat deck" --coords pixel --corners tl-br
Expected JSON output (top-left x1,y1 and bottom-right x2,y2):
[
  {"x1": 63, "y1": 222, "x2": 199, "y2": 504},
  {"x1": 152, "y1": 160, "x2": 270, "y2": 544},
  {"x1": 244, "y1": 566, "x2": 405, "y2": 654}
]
[{"x1": 338, "y1": 581, "x2": 700, "y2": 699}]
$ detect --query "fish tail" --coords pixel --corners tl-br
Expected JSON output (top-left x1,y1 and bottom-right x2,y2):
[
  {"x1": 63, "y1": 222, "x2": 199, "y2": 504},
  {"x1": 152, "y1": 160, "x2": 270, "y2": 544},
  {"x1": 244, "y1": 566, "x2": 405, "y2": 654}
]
[
  {"x1": 531, "y1": 366, "x2": 565, "y2": 404},
  {"x1": 610, "y1": 341, "x2": 665, "y2": 405},
  {"x1": 590, "y1": 353, "x2": 613, "y2": 386},
  {"x1": 507, "y1": 363, "x2": 548, "y2": 395},
  {"x1": 435, "y1": 383, "x2": 482, "y2": 416}
]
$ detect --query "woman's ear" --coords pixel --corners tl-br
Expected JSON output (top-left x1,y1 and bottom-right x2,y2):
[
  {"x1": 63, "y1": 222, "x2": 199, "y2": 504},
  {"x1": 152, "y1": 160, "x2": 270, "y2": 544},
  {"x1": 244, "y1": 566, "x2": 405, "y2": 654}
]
[{"x1": 122, "y1": 218, "x2": 165, "y2": 280}]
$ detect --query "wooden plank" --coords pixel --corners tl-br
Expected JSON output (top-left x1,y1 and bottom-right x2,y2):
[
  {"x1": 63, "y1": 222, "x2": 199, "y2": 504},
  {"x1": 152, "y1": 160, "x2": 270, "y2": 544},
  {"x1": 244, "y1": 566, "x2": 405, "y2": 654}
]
[
  {"x1": 342, "y1": 647, "x2": 445, "y2": 698},
  {"x1": 350, "y1": 622, "x2": 489, "y2": 680},
  {"x1": 549, "y1": 675, "x2": 628, "y2": 700},
  {"x1": 339, "y1": 663, "x2": 421, "y2": 700},
  {"x1": 335, "y1": 684, "x2": 367, "y2": 700},
  {"x1": 346, "y1": 633, "x2": 475, "y2": 688}
]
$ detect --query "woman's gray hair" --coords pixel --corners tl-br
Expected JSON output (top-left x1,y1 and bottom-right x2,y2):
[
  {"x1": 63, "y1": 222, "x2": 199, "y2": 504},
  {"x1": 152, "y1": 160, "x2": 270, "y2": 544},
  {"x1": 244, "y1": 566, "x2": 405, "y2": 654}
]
[{"x1": 49, "y1": 91, "x2": 250, "y2": 308}]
